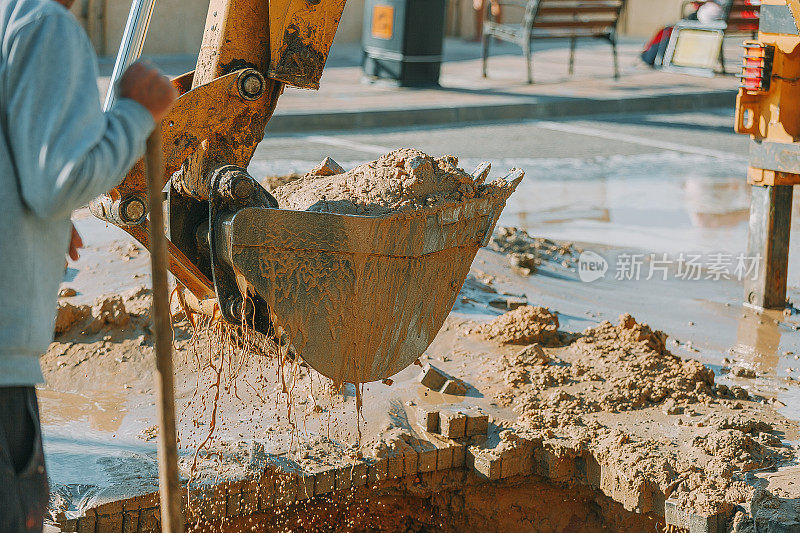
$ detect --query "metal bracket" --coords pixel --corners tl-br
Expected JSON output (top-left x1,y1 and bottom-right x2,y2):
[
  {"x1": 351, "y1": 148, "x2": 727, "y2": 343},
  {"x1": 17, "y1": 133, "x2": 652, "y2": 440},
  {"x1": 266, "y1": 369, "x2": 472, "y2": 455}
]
[{"x1": 208, "y1": 165, "x2": 278, "y2": 333}]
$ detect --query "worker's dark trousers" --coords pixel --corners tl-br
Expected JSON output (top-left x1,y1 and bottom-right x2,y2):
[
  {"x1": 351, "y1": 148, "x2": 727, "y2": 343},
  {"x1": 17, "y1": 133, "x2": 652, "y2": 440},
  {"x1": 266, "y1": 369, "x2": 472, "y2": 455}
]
[{"x1": 0, "y1": 387, "x2": 48, "y2": 533}]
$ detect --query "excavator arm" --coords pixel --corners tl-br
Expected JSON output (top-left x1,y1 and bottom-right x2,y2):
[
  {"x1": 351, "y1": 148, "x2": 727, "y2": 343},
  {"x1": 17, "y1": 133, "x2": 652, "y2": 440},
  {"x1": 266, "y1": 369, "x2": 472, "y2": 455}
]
[
  {"x1": 90, "y1": 0, "x2": 347, "y2": 303},
  {"x1": 90, "y1": 0, "x2": 522, "y2": 384}
]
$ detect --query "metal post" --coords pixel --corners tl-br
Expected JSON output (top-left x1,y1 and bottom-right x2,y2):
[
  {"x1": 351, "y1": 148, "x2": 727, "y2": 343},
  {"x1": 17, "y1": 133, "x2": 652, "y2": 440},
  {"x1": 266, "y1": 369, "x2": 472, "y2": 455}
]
[
  {"x1": 744, "y1": 184, "x2": 794, "y2": 310},
  {"x1": 103, "y1": 0, "x2": 157, "y2": 111}
]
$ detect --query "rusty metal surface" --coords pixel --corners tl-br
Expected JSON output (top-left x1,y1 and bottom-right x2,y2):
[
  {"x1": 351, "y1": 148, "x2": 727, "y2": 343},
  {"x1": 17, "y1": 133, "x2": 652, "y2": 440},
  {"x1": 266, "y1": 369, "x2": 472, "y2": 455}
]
[
  {"x1": 193, "y1": 0, "x2": 272, "y2": 87},
  {"x1": 268, "y1": 0, "x2": 347, "y2": 89},
  {"x1": 218, "y1": 174, "x2": 522, "y2": 384}
]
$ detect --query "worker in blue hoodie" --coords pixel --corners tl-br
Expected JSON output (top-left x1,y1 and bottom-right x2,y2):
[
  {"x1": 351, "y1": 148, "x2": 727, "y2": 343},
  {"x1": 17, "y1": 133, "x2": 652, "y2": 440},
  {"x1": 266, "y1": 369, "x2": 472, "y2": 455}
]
[{"x1": 0, "y1": 0, "x2": 176, "y2": 529}]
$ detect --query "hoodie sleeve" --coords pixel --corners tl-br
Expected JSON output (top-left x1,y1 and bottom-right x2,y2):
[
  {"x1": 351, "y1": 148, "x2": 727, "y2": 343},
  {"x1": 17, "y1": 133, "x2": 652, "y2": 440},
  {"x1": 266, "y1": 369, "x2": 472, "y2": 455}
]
[{"x1": 4, "y1": 9, "x2": 154, "y2": 220}]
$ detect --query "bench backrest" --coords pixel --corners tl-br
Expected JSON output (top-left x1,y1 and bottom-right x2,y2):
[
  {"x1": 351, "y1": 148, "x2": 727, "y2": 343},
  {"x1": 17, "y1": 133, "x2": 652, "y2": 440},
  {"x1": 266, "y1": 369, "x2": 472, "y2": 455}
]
[
  {"x1": 724, "y1": 0, "x2": 760, "y2": 34},
  {"x1": 525, "y1": 0, "x2": 626, "y2": 36}
]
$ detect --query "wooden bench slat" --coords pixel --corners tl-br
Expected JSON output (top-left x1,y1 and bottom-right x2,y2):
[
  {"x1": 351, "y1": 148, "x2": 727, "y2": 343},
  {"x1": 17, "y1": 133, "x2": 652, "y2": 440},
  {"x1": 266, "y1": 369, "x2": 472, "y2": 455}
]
[
  {"x1": 538, "y1": 0, "x2": 622, "y2": 4},
  {"x1": 533, "y1": 19, "x2": 617, "y2": 29},
  {"x1": 537, "y1": 6, "x2": 621, "y2": 16},
  {"x1": 537, "y1": 0, "x2": 622, "y2": 4}
]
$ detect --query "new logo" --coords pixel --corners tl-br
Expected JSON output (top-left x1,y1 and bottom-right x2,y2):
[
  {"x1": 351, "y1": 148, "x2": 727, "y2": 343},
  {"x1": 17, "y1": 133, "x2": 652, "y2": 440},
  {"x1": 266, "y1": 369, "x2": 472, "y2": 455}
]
[{"x1": 578, "y1": 251, "x2": 608, "y2": 283}]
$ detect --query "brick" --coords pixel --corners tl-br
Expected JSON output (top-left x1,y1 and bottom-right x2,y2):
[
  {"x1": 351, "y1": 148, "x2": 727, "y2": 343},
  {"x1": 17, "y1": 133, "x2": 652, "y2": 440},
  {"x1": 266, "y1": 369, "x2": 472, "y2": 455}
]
[
  {"x1": 452, "y1": 443, "x2": 466, "y2": 468},
  {"x1": 226, "y1": 481, "x2": 243, "y2": 517},
  {"x1": 403, "y1": 448, "x2": 419, "y2": 476},
  {"x1": 258, "y1": 473, "x2": 277, "y2": 510},
  {"x1": 62, "y1": 518, "x2": 78, "y2": 533},
  {"x1": 439, "y1": 410, "x2": 467, "y2": 438},
  {"x1": 537, "y1": 448, "x2": 576, "y2": 482},
  {"x1": 351, "y1": 461, "x2": 368, "y2": 487},
  {"x1": 240, "y1": 484, "x2": 259, "y2": 517},
  {"x1": 465, "y1": 409, "x2": 489, "y2": 437},
  {"x1": 387, "y1": 453, "x2": 404, "y2": 478},
  {"x1": 96, "y1": 511, "x2": 123, "y2": 532},
  {"x1": 273, "y1": 474, "x2": 297, "y2": 506},
  {"x1": 77, "y1": 511, "x2": 96, "y2": 533},
  {"x1": 122, "y1": 511, "x2": 139, "y2": 533},
  {"x1": 138, "y1": 507, "x2": 160, "y2": 533},
  {"x1": 586, "y1": 454, "x2": 602, "y2": 489},
  {"x1": 368, "y1": 458, "x2": 388, "y2": 485},
  {"x1": 296, "y1": 473, "x2": 315, "y2": 500},
  {"x1": 468, "y1": 447, "x2": 501, "y2": 480},
  {"x1": 315, "y1": 468, "x2": 336, "y2": 495},
  {"x1": 417, "y1": 406, "x2": 440, "y2": 433},
  {"x1": 441, "y1": 379, "x2": 468, "y2": 395},
  {"x1": 95, "y1": 500, "x2": 124, "y2": 517},
  {"x1": 500, "y1": 440, "x2": 535, "y2": 478},
  {"x1": 419, "y1": 363, "x2": 448, "y2": 390},
  {"x1": 418, "y1": 446, "x2": 438, "y2": 473},
  {"x1": 436, "y1": 445, "x2": 454, "y2": 471},
  {"x1": 335, "y1": 465, "x2": 353, "y2": 491},
  {"x1": 664, "y1": 498, "x2": 728, "y2": 533}
]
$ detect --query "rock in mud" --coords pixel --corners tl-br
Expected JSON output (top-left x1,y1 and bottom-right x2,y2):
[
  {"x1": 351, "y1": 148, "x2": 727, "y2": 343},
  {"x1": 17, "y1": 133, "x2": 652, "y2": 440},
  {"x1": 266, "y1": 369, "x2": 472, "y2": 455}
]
[
  {"x1": 54, "y1": 302, "x2": 90, "y2": 335},
  {"x1": 88, "y1": 296, "x2": 130, "y2": 332},
  {"x1": 478, "y1": 306, "x2": 560, "y2": 346},
  {"x1": 58, "y1": 287, "x2": 77, "y2": 298},
  {"x1": 731, "y1": 365, "x2": 758, "y2": 378},
  {"x1": 489, "y1": 227, "x2": 581, "y2": 275},
  {"x1": 273, "y1": 148, "x2": 515, "y2": 216}
]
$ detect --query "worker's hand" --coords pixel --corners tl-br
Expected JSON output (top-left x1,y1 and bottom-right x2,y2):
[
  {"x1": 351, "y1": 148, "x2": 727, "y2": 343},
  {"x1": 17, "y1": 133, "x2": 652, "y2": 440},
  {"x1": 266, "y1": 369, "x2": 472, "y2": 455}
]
[
  {"x1": 67, "y1": 224, "x2": 83, "y2": 262},
  {"x1": 119, "y1": 61, "x2": 177, "y2": 123}
]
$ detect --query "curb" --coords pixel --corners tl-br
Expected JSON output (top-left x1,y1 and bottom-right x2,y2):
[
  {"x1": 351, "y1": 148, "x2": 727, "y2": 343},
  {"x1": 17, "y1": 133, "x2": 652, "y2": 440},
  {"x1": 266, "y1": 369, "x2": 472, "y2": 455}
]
[{"x1": 266, "y1": 89, "x2": 737, "y2": 134}]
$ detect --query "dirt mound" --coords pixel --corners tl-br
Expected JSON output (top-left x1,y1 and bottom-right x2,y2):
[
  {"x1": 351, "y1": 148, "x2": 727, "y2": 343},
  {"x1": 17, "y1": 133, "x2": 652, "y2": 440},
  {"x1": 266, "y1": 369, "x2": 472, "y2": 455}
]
[
  {"x1": 488, "y1": 314, "x2": 794, "y2": 516},
  {"x1": 273, "y1": 149, "x2": 514, "y2": 216},
  {"x1": 505, "y1": 314, "x2": 714, "y2": 424},
  {"x1": 54, "y1": 294, "x2": 135, "y2": 336},
  {"x1": 477, "y1": 306, "x2": 560, "y2": 346},
  {"x1": 489, "y1": 226, "x2": 581, "y2": 275}
]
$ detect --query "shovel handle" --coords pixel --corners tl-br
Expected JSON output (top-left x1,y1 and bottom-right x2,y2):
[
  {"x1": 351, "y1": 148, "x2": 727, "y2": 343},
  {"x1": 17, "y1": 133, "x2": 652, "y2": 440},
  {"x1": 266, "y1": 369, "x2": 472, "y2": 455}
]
[{"x1": 145, "y1": 130, "x2": 184, "y2": 532}]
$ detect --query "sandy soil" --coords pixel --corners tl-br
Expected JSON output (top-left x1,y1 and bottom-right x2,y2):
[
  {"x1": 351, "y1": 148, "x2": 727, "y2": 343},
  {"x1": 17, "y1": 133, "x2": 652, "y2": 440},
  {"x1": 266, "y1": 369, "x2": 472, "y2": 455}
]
[
  {"x1": 479, "y1": 311, "x2": 796, "y2": 516},
  {"x1": 272, "y1": 149, "x2": 513, "y2": 215}
]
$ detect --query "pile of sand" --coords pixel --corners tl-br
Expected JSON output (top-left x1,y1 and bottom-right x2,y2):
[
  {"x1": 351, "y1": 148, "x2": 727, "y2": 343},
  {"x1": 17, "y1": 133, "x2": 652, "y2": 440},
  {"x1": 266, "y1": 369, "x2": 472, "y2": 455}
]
[
  {"x1": 273, "y1": 149, "x2": 513, "y2": 216},
  {"x1": 484, "y1": 312, "x2": 794, "y2": 516},
  {"x1": 477, "y1": 305, "x2": 561, "y2": 346},
  {"x1": 489, "y1": 227, "x2": 581, "y2": 275},
  {"x1": 54, "y1": 295, "x2": 131, "y2": 336}
]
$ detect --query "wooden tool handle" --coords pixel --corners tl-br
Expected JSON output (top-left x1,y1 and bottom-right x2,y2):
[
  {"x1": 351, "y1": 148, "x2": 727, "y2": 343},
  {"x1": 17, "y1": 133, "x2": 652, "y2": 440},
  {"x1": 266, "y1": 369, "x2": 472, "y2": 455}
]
[{"x1": 145, "y1": 130, "x2": 184, "y2": 532}]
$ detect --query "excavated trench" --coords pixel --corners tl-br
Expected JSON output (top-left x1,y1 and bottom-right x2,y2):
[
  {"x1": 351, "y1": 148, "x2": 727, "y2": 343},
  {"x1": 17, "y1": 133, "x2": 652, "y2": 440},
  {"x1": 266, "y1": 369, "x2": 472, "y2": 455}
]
[{"x1": 202, "y1": 472, "x2": 666, "y2": 533}]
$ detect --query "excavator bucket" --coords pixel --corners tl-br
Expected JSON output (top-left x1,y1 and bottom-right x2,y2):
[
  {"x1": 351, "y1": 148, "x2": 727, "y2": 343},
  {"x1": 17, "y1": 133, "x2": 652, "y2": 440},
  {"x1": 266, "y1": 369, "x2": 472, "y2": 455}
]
[{"x1": 215, "y1": 170, "x2": 523, "y2": 384}]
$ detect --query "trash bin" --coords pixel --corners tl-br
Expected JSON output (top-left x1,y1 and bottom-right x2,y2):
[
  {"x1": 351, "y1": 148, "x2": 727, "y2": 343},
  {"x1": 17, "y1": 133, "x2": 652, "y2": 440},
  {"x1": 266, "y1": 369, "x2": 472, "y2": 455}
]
[{"x1": 362, "y1": 0, "x2": 446, "y2": 87}]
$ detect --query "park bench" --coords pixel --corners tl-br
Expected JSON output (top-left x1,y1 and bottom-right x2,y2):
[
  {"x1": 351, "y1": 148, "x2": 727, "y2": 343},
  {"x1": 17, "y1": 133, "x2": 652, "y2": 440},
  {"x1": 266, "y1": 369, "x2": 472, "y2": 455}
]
[
  {"x1": 679, "y1": 0, "x2": 760, "y2": 72},
  {"x1": 481, "y1": 0, "x2": 627, "y2": 84}
]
